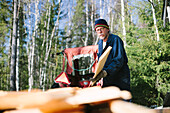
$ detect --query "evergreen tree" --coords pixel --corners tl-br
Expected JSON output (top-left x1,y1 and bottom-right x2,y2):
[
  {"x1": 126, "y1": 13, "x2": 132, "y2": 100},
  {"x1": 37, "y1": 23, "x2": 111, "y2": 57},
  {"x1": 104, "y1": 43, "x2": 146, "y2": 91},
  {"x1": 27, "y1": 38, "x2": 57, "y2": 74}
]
[
  {"x1": 71, "y1": 0, "x2": 86, "y2": 47},
  {"x1": 126, "y1": 0, "x2": 170, "y2": 106},
  {"x1": 0, "y1": 0, "x2": 12, "y2": 90}
]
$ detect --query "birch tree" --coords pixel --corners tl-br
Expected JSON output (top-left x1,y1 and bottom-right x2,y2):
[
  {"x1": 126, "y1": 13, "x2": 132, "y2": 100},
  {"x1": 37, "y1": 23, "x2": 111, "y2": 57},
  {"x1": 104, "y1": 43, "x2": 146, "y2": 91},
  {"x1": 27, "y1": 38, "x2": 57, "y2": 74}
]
[
  {"x1": 41, "y1": 0, "x2": 61, "y2": 91},
  {"x1": 85, "y1": 0, "x2": 89, "y2": 46},
  {"x1": 91, "y1": 0, "x2": 96, "y2": 45},
  {"x1": 163, "y1": 0, "x2": 168, "y2": 27},
  {"x1": 16, "y1": 25, "x2": 19, "y2": 91},
  {"x1": 27, "y1": 0, "x2": 40, "y2": 91},
  {"x1": 121, "y1": 0, "x2": 126, "y2": 47},
  {"x1": 107, "y1": 0, "x2": 117, "y2": 33},
  {"x1": 10, "y1": 0, "x2": 18, "y2": 91},
  {"x1": 100, "y1": 0, "x2": 103, "y2": 18},
  {"x1": 16, "y1": 0, "x2": 22, "y2": 92},
  {"x1": 66, "y1": 0, "x2": 73, "y2": 48},
  {"x1": 148, "y1": 0, "x2": 160, "y2": 41}
]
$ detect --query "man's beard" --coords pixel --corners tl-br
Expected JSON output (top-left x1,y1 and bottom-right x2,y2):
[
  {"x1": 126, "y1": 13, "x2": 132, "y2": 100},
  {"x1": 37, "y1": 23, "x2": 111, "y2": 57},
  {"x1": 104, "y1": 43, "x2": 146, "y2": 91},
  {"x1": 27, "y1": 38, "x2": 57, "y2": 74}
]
[{"x1": 98, "y1": 33, "x2": 108, "y2": 40}]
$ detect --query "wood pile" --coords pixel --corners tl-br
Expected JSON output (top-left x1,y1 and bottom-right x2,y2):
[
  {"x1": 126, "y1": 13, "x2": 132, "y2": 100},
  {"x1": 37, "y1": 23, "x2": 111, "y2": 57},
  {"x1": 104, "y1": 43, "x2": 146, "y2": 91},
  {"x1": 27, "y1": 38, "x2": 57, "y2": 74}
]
[{"x1": 0, "y1": 86, "x2": 169, "y2": 113}]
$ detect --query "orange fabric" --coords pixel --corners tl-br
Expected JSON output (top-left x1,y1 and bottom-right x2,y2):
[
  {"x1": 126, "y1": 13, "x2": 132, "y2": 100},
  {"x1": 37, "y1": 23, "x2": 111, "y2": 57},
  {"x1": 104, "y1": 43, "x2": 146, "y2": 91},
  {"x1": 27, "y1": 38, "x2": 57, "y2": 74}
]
[{"x1": 64, "y1": 45, "x2": 98, "y2": 74}]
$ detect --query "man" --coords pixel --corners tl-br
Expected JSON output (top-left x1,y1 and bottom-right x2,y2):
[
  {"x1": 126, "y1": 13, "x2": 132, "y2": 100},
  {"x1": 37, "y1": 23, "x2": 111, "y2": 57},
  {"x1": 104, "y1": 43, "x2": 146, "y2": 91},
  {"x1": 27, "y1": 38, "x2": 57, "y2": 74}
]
[{"x1": 94, "y1": 19, "x2": 130, "y2": 91}]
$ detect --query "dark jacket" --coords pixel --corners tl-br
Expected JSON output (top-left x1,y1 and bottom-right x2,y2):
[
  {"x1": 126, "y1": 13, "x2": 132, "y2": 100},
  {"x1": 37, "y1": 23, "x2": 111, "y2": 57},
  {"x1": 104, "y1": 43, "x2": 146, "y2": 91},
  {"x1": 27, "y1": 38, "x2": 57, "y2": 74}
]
[{"x1": 98, "y1": 34, "x2": 130, "y2": 91}]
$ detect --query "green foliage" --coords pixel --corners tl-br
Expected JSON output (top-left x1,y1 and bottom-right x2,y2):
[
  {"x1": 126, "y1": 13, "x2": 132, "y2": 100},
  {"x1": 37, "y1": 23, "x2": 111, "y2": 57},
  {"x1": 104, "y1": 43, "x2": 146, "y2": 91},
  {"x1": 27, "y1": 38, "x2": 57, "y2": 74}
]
[
  {"x1": 0, "y1": 0, "x2": 12, "y2": 90},
  {"x1": 126, "y1": 1, "x2": 169, "y2": 107},
  {"x1": 71, "y1": 0, "x2": 86, "y2": 47},
  {"x1": 127, "y1": 37, "x2": 170, "y2": 106}
]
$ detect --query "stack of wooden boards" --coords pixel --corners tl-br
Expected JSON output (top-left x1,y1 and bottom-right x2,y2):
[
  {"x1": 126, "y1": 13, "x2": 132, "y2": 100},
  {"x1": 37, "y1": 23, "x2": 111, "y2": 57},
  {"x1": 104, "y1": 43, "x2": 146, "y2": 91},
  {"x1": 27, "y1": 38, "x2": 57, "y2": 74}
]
[{"x1": 0, "y1": 86, "x2": 169, "y2": 113}]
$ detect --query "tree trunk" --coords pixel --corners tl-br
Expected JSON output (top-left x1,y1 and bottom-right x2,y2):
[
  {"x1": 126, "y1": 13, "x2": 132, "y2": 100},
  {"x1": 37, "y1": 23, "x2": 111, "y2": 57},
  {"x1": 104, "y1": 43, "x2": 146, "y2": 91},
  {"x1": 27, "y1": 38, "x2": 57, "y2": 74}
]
[
  {"x1": 107, "y1": 0, "x2": 111, "y2": 25},
  {"x1": 27, "y1": 1, "x2": 32, "y2": 91},
  {"x1": 102, "y1": 0, "x2": 105, "y2": 18},
  {"x1": 149, "y1": 0, "x2": 160, "y2": 41},
  {"x1": 66, "y1": 0, "x2": 72, "y2": 48},
  {"x1": 91, "y1": 0, "x2": 95, "y2": 45},
  {"x1": 28, "y1": 0, "x2": 40, "y2": 91},
  {"x1": 42, "y1": 0, "x2": 61, "y2": 91},
  {"x1": 85, "y1": 0, "x2": 89, "y2": 46},
  {"x1": 8, "y1": 28, "x2": 12, "y2": 90},
  {"x1": 168, "y1": 6, "x2": 170, "y2": 23},
  {"x1": 163, "y1": 0, "x2": 168, "y2": 27},
  {"x1": 10, "y1": 0, "x2": 18, "y2": 91},
  {"x1": 121, "y1": 0, "x2": 127, "y2": 47},
  {"x1": 16, "y1": 0, "x2": 21, "y2": 92},
  {"x1": 16, "y1": 29, "x2": 19, "y2": 92},
  {"x1": 100, "y1": 0, "x2": 103, "y2": 18},
  {"x1": 40, "y1": 0, "x2": 50, "y2": 89}
]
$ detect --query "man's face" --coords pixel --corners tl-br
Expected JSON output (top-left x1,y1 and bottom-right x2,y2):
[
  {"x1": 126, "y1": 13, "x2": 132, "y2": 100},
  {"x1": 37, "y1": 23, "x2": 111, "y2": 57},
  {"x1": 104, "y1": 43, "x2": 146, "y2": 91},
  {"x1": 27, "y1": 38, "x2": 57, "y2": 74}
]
[{"x1": 96, "y1": 27, "x2": 109, "y2": 40}]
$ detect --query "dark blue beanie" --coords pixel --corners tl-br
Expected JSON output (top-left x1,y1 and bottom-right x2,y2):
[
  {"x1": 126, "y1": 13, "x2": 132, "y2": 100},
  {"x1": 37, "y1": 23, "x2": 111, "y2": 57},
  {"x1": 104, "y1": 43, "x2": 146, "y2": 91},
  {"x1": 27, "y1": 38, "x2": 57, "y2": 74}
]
[{"x1": 94, "y1": 19, "x2": 109, "y2": 30}]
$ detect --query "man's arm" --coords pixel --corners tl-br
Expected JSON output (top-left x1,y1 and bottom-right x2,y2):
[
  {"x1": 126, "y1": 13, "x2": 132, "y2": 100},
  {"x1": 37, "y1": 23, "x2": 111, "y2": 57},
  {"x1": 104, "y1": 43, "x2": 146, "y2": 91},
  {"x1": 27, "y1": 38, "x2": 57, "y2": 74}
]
[{"x1": 103, "y1": 37, "x2": 126, "y2": 77}]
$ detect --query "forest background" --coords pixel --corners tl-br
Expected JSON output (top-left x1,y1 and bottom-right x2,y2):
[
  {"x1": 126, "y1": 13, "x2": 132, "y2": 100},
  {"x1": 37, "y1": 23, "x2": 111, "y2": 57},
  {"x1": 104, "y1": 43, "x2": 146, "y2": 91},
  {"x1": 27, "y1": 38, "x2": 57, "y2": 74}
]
[{"x1": 0, "y1": 0, "x2": 169, "y2": 107}]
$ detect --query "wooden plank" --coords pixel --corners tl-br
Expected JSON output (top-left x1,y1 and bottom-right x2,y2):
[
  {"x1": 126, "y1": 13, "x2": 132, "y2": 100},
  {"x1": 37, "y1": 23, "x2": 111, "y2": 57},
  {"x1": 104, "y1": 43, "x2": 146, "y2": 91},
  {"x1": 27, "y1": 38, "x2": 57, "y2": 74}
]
[
  {"x1": 90, "y1": 46, "x2": 112, "y2": 86},
  {"x1": 4, "y1": 108, "x2": 42, "y2": 113},
  {"x1": 0, "y1": 86, "x2": 131, "y2": 113},
  {"x1": 110, "y1": 100, "x2": 157, "y2": 113},
  {"x1": 0, "y1": 87, "x2": 77, "y2": 110},
  {"x1": 66, "y1": 86, "x2": 131, "y2": 105},
  {"x1": 110, "y1": 100, "x2": 170, "y2": 113},
  {"x1": 1, "y1": 87, "x2": 169, "y2": 113},
  {"x1": 93, "y1": 46, "x2": 112, "y2": 79}
]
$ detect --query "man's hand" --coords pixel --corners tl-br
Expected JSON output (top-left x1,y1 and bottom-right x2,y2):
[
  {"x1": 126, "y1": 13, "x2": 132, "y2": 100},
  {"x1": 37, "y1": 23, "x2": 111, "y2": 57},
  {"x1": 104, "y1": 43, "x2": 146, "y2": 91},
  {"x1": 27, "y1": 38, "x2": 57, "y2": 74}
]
[
  {"x1": 96, "y1": 78, "x2": 103, "y2": 86},
  {"x1": 89, "y1": 70, "x2": 107, "y2": 86}
]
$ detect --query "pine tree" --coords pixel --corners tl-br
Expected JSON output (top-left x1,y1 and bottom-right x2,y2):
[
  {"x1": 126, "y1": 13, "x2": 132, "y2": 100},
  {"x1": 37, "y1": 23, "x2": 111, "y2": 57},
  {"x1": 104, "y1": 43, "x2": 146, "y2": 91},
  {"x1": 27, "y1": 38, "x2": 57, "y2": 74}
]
[{"x1": 71, "y1": 0, "x2": 86, "y2": 47}]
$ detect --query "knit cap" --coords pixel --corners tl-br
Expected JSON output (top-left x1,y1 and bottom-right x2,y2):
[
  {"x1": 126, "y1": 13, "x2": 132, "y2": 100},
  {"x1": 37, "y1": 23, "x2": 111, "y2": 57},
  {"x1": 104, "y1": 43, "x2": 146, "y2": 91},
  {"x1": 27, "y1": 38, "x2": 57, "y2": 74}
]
[{"x1": 94, "y1": 19, "x2": 109, "y2": 31}]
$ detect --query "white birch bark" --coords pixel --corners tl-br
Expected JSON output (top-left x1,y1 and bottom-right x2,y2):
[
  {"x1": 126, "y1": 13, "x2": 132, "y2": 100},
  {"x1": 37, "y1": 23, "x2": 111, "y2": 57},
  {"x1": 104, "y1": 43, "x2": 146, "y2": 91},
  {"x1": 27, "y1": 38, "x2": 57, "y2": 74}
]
[
  {"x1": 16, "y1": 0, "x2": 21, "y2": 92},
  {"x1": 40, "y1": 0, "x2": 50, "y2": 89},
  {"x1": 108, "y1": 0, "x2": 116, "y2": 33},
  {"x1": 42, "y1": 4, "x2": 49, "y2": 48},
  {"x1": 107, "y1": 0, "x2": 111, "y2": 24},
  {"x1": 42, "y1": 0, "x2": 61, "y2": 91},
  {"x1": 10, "y1": 0, "x2": 18, "y2": 91},
  {"x1": 85, "y1": 0, "x2": 89, "y2": 46},
  {"x1": 93, "y1": 0, "x2": 100, "y2": 45},
  {"x1": 102, "y1": 0, "x2": 105, "y2": 18},
  {"x1": 100, "y1": 0, "x2": 103, "y2": 18},
  {"x1": 111, "y1": 16, "x2": 114, "y2": 33},
  {"x1": 94, "y1": 0, "x2": 97, "y2": 19},
  {"x1": 167, "y1": 6, "x2": 170, "y2": 23},
  {"x1": 41, "y1": 3, "x2": 51, "y2": 91},
  {"x1": 149, "y1": 0, "x2": 160, "y2": 41},
  {"x1": 27, "y1": 1, "x2": 32, "y2": 91},
  {"x1": 91, "y1": 0, "x2": 95, "y2": 44},
  {"x1": 16, "y1": 30, "x2": 20, "y2": 92},
  {"x1": 27, "y1": 0, "x2": 40, "y2": 91},
  {"x1": 121, "y1": 0, "x2": 126, "y2": 47},
  {"x1": 163, "y1": 0, "x2": 168, "y2": 27},
  {"x1": 44, "y1": 0, "x2": 61, "y2": 67}
]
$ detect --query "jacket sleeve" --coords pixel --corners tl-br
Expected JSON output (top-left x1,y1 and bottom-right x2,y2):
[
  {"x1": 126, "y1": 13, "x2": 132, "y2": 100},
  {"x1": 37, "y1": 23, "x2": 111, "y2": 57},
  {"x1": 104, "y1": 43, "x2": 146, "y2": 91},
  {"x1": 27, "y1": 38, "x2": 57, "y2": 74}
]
[{"x1": 103, "y1": 36, "x2": 125, "y2": 78}]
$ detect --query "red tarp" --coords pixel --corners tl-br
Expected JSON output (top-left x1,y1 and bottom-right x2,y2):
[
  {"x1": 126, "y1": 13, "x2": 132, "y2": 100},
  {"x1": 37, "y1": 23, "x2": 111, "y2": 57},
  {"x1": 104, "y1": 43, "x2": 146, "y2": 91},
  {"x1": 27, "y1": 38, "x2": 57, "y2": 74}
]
[{"x1": 64, "y1": 45, "x2": 98, "y2": 74}]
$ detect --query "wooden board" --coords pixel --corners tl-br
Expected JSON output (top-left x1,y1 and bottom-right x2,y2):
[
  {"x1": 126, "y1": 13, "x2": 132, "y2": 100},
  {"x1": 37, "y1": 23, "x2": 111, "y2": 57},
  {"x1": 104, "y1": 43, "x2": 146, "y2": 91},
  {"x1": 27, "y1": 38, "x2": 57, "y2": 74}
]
[
  {"x1": 1, "y1": 87, "x2": 169, "y2": 113},
  {"x1": 0, "y1": 86, "x2": 131, "y2": 113},
  {"x1": 93, "y1": 46, "x2": 112, "y2": 79}
]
